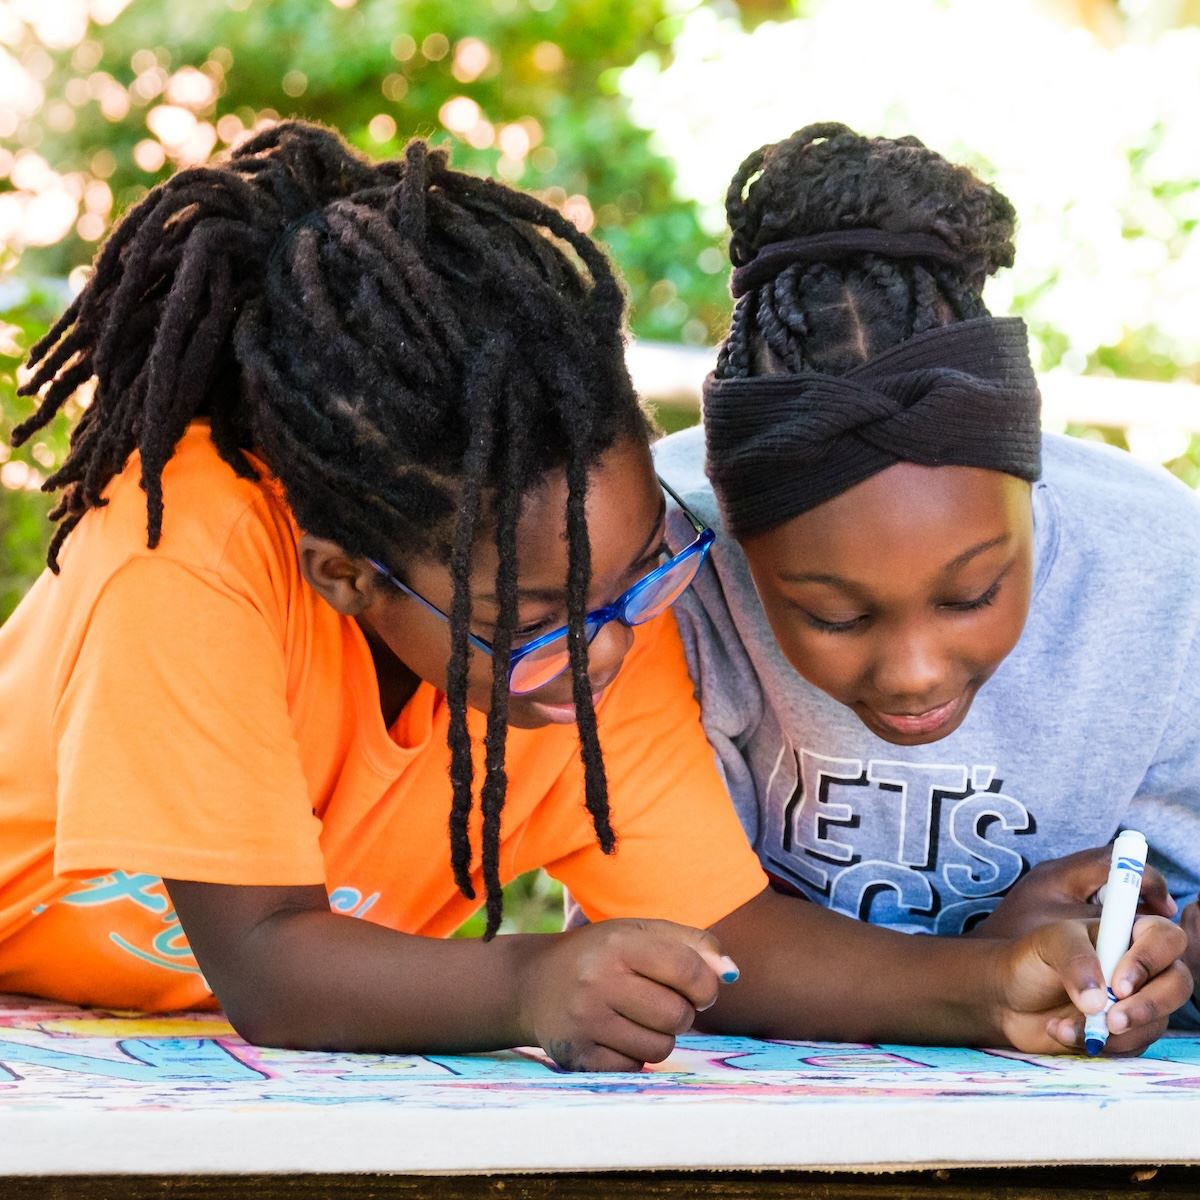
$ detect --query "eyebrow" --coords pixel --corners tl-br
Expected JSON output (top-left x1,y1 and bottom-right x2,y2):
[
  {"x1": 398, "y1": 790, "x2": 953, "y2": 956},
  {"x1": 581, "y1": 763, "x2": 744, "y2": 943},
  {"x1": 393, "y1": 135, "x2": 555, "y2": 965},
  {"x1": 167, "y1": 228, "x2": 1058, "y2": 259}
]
[
  {"x1": 475, "y1": 495, "x2": 668, "y2": 605},
  {"x1": 779, "y1": 533, "x2": 1012, "y2": 590}
]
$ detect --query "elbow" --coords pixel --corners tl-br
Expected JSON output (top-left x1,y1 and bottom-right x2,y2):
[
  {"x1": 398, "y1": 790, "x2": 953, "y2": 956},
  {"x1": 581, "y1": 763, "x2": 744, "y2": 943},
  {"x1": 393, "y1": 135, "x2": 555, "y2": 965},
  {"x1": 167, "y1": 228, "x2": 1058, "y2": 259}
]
[{"x1": 217, "y1": 984, "x2": 327, "y2": 1052}]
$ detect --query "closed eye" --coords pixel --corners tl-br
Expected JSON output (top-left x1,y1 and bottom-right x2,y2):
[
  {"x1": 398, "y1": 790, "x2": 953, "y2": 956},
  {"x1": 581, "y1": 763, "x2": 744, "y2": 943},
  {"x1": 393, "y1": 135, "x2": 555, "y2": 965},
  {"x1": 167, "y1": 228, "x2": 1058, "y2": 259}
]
[
  {"x1": 501, "y1": 537, "x2": 674, "y2": 644},
  {"x1": 514, "y1": 618, "x2": 555, "y2": 642},
  {"x1": 942, "y1": 576, "x2": 1004, "y2": 613},
  {"x1": 796, "y1": 607, "x2": 868, "y2": 634},
  {"x1": 638, "y1": 540, "x2": 673, "y2": 573}
]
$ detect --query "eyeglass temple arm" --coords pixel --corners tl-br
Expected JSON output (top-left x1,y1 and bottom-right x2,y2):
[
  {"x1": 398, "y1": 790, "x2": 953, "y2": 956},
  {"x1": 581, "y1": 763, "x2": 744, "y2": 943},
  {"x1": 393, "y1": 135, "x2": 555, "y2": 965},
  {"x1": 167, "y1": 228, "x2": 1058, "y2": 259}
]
[
  {"x1": 367, "y1": 559, "x2": 495, "y2": 656},
  {"x1": 656, "y1": 475, "x2": 708, "y2": 535}
]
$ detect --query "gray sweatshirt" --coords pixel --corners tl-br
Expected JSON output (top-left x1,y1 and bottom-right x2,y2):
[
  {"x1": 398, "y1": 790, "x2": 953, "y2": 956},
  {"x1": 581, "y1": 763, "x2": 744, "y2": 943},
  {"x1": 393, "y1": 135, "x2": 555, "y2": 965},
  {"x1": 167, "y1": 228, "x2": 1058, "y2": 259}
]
[{"x1": 655, "y1": 426, "x2": 1200, "y2": 936}]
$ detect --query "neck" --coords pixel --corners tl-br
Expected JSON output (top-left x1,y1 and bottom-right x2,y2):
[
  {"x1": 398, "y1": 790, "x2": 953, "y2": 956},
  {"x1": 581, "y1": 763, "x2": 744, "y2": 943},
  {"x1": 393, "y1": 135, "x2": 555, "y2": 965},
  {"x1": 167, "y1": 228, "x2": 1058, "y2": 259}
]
[{"x1": 356, "y1": 619, "x2": 422, "y2": 729}]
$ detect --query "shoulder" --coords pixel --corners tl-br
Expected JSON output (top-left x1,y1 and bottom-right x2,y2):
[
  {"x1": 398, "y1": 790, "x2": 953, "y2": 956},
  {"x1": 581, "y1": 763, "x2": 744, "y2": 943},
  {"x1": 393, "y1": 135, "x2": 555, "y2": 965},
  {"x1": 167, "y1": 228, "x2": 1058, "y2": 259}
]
[
  {"x1": 60, "y1": 423, "x2": 298, "y2": 593},
  {"x1": 1040, "y1": 432, "x2": 1200, "y2": 565}
]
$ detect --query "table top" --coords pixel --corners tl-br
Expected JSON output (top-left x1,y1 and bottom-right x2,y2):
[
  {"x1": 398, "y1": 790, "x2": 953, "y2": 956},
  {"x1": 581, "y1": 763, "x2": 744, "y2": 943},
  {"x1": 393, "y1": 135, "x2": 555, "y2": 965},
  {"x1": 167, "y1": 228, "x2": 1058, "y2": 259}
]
[{"x1": 2, "y1": 995, "x2": 1198, "y2": 1176}]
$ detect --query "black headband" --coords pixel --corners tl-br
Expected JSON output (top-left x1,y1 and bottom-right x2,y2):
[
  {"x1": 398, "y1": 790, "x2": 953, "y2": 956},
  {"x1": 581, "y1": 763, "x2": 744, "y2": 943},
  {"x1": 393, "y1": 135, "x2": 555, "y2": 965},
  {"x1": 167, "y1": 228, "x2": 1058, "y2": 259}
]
[
  {"x1": 703, "y1": 316, "x2": 1042, "y2": 538},
  {"x1": 731, "y1": 230, "x2": 966, "y2": 298}
]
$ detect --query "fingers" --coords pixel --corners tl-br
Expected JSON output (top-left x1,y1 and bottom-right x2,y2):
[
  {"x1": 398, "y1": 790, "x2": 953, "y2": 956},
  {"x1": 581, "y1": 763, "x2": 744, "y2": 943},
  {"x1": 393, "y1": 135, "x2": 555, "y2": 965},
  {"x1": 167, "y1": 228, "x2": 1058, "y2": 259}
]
[
  {"x1": 1181, "y1": 901, "x2": 1200, "y2": 978},
  {"x1": 621, "y1": 922, "x2": 733, "y2": 1012},
  {"x1": 546, "y1": 1040, "x2": 648, "y2": 1073},
  {"x1": 1038, "y1": 917, "x2": 1190, "y2": 1057},
  {"x1": 614, "y1": 976, "x2": 698, "y2": 1037},
  {"x1": 1038, "y1": 845, "x2": 1174, "y2": 916},
  {"x1": 1133, "y1": 865, "x2": 1177, "y2": 918},
  {"x1": 544, "y1": 1013, "x2": 678, "y2": 1073},
  {"x1": 1047, "y1": 845, "x2": 1121, "y2": 902},
  {"x1": 1109, "y1": 915, "x2": 1187, "y2": 1001},
  {"x1": 673, "y1": 923, "x2": 740, "y2": 985},
  {"x1": 1106, "y1": 958, "x2": 1192, "y2": 1048}
]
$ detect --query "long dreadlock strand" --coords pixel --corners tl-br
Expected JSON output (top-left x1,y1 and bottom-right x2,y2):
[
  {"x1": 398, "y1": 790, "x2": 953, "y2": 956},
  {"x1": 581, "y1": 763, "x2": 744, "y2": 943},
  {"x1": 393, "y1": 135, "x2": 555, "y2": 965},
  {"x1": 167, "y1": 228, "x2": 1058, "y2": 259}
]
[{"x1": 478, "y1": 376, "x2": 527, "y2": 940}]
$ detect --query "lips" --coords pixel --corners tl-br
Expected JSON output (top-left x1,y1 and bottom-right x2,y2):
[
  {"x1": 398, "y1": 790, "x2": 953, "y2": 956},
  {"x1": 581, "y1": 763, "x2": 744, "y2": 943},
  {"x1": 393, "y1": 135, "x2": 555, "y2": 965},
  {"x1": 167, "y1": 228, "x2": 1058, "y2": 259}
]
[{"x1": 866, "y1": 694, "x2": 965, "y2": 739}]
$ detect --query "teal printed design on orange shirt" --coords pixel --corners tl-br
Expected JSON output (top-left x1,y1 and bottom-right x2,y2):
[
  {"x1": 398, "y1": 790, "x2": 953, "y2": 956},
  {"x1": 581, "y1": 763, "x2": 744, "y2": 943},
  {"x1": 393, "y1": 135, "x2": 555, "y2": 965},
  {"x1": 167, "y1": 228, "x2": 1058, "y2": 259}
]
[
  {"x1": 60, "y1": 872, "x2": 171, "y2": 914},
  {"x1": 56, "y1": 873, "x2": 203, "y2": 977},
  {"x1": 329, "y1": 886, "x2": 380, "y2": 919}
]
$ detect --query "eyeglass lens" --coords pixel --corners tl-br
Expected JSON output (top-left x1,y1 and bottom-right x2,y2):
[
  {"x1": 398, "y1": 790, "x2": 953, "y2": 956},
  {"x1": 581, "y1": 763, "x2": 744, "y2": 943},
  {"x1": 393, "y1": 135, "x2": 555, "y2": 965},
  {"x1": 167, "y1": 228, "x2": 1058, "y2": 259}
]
[{"x1": 508, "y1": 548, "x2": 703, "y2": 695}]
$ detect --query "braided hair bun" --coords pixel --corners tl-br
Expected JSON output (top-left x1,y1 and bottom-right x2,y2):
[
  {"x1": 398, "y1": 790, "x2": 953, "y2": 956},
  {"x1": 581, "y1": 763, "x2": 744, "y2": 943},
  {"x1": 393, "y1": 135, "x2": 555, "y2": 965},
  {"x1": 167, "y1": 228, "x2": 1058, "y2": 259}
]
[{"x1": 718, "y1": 123, "x2": 1017, "y2": 378}]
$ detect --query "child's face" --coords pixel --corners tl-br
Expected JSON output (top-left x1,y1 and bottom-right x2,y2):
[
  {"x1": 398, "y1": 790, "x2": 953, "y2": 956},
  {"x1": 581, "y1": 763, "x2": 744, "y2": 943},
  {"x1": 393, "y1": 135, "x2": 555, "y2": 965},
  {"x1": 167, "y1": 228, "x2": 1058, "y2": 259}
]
[
  {"x1": 740, "y1": 462, "x2": 1034, "y2": 746},
  {"x1": 357, "y1": 433, "x2": 669, "y2": 729}
]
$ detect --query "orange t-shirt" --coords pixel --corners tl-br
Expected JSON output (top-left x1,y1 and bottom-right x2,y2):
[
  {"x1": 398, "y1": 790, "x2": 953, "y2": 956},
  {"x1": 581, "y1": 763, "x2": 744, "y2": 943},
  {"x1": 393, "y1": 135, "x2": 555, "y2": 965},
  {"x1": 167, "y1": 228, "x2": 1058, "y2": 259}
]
[{"x1": 0, "y1": 425, "x2": 766, "y2": 1012}]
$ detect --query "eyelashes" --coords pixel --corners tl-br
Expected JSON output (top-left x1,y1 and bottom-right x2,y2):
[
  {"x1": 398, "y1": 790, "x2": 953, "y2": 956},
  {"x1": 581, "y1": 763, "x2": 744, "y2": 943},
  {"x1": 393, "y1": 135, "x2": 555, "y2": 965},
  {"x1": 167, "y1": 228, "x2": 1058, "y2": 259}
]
[
  {"x1": 949, "y1": 579, "x2": 1001, "y2": 612},
  {"x1": 801, "y1": 610, "x2": 866, "y2": 634},
  {"x1": 798, "y1": 577, "x2": 1005, "y2": 635}
]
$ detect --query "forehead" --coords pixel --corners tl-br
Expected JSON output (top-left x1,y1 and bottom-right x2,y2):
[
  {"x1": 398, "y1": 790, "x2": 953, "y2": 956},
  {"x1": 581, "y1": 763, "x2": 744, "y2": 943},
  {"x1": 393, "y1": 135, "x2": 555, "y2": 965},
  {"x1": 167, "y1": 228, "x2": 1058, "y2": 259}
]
[
  {"x1": 743, "y1": 463, "x2": 1031, "y2": 580},
  {"x1": 470, "y1": 435, "x2": 659, "y2": 584}
]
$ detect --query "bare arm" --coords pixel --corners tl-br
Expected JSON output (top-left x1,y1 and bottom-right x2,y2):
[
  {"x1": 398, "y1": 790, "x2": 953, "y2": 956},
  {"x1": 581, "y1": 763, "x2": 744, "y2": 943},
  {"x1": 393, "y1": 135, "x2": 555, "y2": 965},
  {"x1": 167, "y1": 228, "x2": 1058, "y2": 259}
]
[
  {"x1": 703, "y1": 887, "x2": 1192, "y2": 1054},
  {"x1": 165, "y1": 879, "x2": 725, "y2": 1069}
]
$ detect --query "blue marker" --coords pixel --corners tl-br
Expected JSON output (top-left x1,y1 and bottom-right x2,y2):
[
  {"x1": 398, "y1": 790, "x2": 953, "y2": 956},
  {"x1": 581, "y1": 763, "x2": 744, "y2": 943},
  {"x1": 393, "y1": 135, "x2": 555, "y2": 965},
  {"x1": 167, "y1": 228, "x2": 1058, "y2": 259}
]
[{"x1": 1083, "y1": 830, "x2": 1148, "y2": 1057}]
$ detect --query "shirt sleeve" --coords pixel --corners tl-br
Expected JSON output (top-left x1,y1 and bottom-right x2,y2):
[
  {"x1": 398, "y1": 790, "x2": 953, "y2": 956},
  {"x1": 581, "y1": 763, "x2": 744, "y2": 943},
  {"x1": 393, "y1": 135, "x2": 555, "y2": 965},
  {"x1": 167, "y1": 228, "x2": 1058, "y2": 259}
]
[
  {"x1": 53, "y1": 554, "x2": 325, "y2": 886},
  {"x1": 543, "y1": 613, "x2": 768, "y2": 931}
]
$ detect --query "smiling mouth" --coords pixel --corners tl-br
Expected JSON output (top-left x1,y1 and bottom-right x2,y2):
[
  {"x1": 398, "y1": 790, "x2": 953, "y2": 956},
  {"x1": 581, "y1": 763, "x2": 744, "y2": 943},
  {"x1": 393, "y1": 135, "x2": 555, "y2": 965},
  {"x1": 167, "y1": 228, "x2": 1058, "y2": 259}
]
[{"x1": 867, "y1": 695, "x2": 964, "y2": 738}]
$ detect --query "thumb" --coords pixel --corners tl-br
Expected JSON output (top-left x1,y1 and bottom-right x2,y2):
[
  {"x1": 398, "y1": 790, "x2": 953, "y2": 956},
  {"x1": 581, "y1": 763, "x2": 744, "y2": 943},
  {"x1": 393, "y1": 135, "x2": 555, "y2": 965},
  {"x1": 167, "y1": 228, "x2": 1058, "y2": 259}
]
[
  {"x1": 1034, "y1": 920, "x2": 1107, "y2": 1016},
  {"x1": 683, "y1": 928, "x2": 740, "y2": 985}
]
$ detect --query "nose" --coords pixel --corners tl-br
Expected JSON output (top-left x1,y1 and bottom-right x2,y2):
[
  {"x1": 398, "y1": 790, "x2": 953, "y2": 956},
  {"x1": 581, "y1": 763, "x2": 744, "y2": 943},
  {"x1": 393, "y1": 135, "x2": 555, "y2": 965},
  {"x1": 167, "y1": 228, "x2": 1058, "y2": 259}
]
[
  {"x1": 871, "y1": 624, "x2": 948, "y2": 708},
  {"x1": 586, "y1": 617, "x2": 635, "y2": 692}
]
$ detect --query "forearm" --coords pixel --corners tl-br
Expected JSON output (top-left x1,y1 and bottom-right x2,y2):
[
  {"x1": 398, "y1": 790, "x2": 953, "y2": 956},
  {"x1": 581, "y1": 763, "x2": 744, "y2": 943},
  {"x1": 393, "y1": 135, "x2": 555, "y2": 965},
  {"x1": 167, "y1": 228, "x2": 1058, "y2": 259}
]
[
  {"x1": 705, "y1": 888, "x2": 1005, "y2": 1045},
  {"x1": 253, "y1": 910, "x2": 549, "y2": 1052},
  {"x1": 180, "y1": 896, "x2": 542, "y2": 1054}
]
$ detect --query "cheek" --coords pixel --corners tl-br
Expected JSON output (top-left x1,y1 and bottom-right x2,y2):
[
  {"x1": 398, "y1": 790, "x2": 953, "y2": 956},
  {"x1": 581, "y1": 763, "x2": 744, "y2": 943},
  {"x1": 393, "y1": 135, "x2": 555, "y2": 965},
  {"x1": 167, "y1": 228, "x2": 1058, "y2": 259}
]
[
  {"x1": 763, "y1": 603, "x2": 865, "y2": 696},
  {"x1": 975, "y1": 576, "x2": 1032, "y2": 670}
]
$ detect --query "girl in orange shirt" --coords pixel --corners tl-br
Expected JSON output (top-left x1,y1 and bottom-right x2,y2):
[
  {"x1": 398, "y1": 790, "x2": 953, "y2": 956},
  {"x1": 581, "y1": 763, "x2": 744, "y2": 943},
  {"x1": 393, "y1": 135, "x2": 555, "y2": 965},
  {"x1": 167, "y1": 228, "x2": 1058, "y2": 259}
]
[{"x1": 0, "y1": 121, "x2": 1187, "y2": 1067}]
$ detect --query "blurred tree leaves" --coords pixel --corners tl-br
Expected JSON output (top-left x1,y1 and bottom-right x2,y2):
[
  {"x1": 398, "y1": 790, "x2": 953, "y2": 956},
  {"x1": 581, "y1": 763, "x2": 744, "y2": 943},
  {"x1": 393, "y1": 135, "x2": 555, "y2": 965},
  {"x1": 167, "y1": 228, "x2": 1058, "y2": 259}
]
[
  {"x1": 13, "y1": 0, "x2": 728, "y2": 338},
  {"x1": 2, "y1": 1, "x2": 734, "y2": 616},
  {"x1": 0, "y1": 283, "x2": 60, "y2": 620}
]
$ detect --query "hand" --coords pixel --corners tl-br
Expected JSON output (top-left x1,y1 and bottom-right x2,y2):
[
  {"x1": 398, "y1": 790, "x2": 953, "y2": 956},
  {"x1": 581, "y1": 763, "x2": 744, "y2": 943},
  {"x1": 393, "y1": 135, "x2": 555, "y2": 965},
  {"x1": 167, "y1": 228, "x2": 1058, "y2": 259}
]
[
  {"x1": 970, "y1": 846, "x2": 1176, "y2": 941},
  {"x1": 1181, "y1": 901, "x2": 1200, "y2": 1002},
  {"x1": 991, "y1": 915, "x2": 1191, "y2": 1055},
  {"x1": 516, "y1": 918, "x2": 734, "y2": 1072}
]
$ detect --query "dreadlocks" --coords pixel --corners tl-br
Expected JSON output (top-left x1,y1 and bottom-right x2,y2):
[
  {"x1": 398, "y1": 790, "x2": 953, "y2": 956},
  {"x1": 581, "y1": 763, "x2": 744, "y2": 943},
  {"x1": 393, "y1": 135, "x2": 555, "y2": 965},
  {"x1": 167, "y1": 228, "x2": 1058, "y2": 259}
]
[
  {"x1": 716, "y1": 122, "x2": 1016, "y2": 381},
  {"x1": 14, "y1": 120, "x2": 643, "y2": 938}
]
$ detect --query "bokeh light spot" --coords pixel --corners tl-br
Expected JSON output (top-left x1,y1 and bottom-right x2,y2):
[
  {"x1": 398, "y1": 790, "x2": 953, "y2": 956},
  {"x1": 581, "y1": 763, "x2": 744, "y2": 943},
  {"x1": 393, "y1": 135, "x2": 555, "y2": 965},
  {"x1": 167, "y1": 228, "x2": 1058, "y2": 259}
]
[
  {"x1": 452, "y1": 38, "x2": 491, "y2": 83},
  {"x1": 422, "y1": 33, "x2": 449, "y2": 61},
  {"x1": 368, "y1": 113, "x2": 397, "y2": 142},
  {"x1": 390, "y1": 34, "x2": 416, "y2": 61}
]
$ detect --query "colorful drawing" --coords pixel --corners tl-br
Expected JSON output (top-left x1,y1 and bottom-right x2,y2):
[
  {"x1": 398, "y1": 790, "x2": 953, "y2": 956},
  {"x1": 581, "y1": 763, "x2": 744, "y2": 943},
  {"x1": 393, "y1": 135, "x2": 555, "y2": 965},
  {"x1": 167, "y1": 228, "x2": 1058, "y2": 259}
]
[{"x1": 1, "y1": 994, "x2": 1199, "y2": 1114}]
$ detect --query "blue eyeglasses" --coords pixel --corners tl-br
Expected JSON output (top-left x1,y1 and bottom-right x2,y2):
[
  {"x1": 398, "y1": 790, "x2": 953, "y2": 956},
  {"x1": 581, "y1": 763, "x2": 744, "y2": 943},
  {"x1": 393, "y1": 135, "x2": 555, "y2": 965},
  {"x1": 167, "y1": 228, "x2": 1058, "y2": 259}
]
[{"x1": 369, "y1": 478, "x2": 714, "y2": 695}]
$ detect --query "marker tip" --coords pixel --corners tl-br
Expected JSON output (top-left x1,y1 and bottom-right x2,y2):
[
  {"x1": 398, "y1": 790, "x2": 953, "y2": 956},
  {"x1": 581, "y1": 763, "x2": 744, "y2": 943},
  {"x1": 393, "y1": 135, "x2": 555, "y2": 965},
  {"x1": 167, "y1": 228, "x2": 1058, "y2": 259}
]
[{"x1": 1084, "y1": 1038, "x2": 1104, "y2": 1057}]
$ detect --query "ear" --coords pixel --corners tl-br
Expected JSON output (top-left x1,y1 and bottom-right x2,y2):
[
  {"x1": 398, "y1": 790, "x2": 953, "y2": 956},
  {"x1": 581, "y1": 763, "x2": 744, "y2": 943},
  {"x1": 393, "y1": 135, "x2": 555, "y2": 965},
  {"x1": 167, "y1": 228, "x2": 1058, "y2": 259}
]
[{"x1": 298, "y1": 534, "x2": 377, "y2": 617}]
